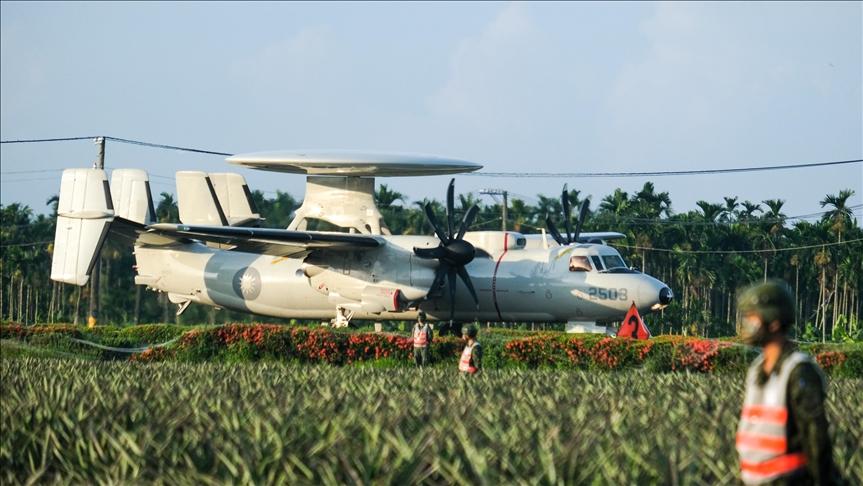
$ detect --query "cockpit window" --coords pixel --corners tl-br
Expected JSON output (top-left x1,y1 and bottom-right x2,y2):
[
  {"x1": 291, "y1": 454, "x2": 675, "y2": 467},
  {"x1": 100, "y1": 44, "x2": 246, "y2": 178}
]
[
  {"x1": 601, "y1": 255, "x2": 626, "y2": 270},
  {"x1": 569, "y1": 256, "x2": 592, "y2": 272},
  {"x1": 590, "y1": 255, "x2": 604, "y2": 271}
]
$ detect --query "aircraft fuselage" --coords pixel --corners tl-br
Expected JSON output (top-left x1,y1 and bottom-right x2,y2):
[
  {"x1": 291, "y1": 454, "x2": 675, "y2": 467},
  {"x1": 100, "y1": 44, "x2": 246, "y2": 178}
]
[{"x1": 133, "y1": 232, "x2": 672, "y2": 324}]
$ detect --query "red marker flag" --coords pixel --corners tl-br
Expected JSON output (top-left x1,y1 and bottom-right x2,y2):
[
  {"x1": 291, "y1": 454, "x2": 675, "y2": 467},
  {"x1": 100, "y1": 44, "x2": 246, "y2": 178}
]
[{"x1": 616, "y1": 302, "x2": 651, "y2": 339}]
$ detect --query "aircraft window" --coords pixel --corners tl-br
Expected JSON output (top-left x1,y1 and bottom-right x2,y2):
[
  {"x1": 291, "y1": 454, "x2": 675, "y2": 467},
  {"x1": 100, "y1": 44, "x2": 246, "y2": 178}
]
[
  {"x1": 569, "y1": 256, "x2": 592, "y2": 272},
  {"x1": 601, "y1": 255, "x2": 626, "y2": 270},
  {"x1": 591, "y1": 255, "x2": 604, "y2": 270}
]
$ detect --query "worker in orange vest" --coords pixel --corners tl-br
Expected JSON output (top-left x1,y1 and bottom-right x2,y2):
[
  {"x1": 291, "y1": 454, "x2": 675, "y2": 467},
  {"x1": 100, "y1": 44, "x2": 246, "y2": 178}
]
[
  {"x1": 412, "y1": 311, "x2": 433, "y2": 367},
  {"x1": 458, "y1": 325, "x2": 482, "y2": 374},
  {"x1": 736, "y1": 280, "x2": 837, "y2": 485}
]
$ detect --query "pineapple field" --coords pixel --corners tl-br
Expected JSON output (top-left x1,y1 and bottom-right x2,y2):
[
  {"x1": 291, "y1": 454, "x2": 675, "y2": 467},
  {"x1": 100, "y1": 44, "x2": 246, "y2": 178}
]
[{"x1": 2, "y1": 357, "x2": 861, "y2": 485}]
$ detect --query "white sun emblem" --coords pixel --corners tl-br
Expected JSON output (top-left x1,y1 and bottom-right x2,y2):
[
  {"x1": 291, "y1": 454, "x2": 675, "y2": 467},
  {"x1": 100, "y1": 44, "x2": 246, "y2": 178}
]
[
  {"x1": 239, "y1": 273, "x2": 257, "y2": 297},
  {"x1": 233, "y1": 267, "x2": 262, "y2": 300}
]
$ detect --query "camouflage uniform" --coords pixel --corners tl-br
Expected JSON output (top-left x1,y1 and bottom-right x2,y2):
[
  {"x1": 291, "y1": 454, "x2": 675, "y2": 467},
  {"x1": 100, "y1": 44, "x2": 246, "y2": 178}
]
[
  {"x1": 744, "y1": 345, "x2": 838, "y2": 485},
  {"x1": 736, "y1": 281, "x2": 839, "y2": 485}
]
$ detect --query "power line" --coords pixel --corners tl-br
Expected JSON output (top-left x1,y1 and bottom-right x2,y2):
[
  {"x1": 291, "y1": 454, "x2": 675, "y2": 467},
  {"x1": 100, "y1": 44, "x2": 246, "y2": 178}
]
[
  {"x1": 0, "y1": 136, "x2": 97, "y2": 144},
  {"x1": 0, "y1": 135, "x2": 232, "y2": 156},
  {"x1": 103, "y1": 136, "x2": 233, "y2": 156},
  {"x1": 467, "y1": 159, "x2": 862, "y2": 178},
  {"x1": 610, "y1": 238, "x2": 862, "y2": 255},
  {"x1": 1, "y1": 135, "x2": 860, "y2": 177}
]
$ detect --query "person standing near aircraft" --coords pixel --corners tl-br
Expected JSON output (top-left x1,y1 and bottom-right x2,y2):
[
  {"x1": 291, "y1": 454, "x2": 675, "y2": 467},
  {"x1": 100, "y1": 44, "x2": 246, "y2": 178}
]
[
  {"x1": 458, "y1": 325, "x2": 482, "y2": 374},
  {"x1": 412, "y1": 311, "x2": 433, "y2": 367},
  {"x1": 736, "y1": 280, "x2": 838, "y2": 485}
]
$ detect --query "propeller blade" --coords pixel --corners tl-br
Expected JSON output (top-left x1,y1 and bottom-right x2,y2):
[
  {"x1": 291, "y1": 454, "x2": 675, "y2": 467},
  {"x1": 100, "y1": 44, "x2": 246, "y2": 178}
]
[
  {"x1": 561, "y1": 185, "x2": 573, "y2": 244},
  {"x1": 424, "y1": 203, "x2": 450, "y2": 243},
  {"x1": 546, "y1": 215, "x2": 565, "y2": 246},
  {"x1": 447, "y1": 266, "x2": 457, "y2": 322},
  {"x1": 428, "y1": 263, "x2": 448, "y2": 297},
  {"x1": 446, "y1": 178, "x2": 455, "y2": 240},
  {"x1": 456, "y1": 265, "x2": 479, "y2": 308},
  {"x1": 573, "y1": 199, "x2": 590, "y2": 243},
  {"x1": 414, "y1": 246, "x2": 447, "y2": 259},
  {"x1": 455, "y1": 205, "x2": 479, "y2": 241}
]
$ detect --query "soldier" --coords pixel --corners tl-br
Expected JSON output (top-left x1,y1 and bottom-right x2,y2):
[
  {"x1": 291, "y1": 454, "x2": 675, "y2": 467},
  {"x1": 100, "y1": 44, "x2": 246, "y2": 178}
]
[
  {"x1": 412, "y1": 311, "x2": 433, "y2": 367},
  {"x1": 458, "y1": 325, "x2": 482, "y2": 374},
  {"x1": 736, "y1": 280, "x2": 838, "y2": 485}
]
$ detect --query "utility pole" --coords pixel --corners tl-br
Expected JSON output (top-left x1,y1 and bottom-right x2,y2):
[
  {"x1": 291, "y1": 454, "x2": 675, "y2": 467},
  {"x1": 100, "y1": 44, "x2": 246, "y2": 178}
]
[
  {"x1": 480, "y1": 189, "x2": 508, "y2": 231},
  {"x1": 87, "y1": 137, "x2": 105, "y2": 328}
]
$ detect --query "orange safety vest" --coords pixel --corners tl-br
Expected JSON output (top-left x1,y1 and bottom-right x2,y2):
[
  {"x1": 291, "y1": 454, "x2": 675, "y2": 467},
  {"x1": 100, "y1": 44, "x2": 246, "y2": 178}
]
[
  {"x1": 459, "y1": 343, "x2": 477, "y2": 374},
  {"x1": 736, "y1": 351, "x2": 815, "y2": 484},
  {"x1": 413, "y1": 325, "x2": 429, "y2": 347}
]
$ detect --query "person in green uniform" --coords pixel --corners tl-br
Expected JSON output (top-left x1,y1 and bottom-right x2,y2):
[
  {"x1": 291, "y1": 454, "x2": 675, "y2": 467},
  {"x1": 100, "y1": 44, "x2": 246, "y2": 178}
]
[{"x1": 735, "y1": 280, "x2": 838, "y2": 485}]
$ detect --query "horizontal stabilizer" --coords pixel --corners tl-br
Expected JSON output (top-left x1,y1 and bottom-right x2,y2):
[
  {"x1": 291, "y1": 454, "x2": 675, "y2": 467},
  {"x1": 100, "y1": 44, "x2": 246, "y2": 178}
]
[
  {"x1": 51, "y1": 169, "x2": 114, "y2": 285},
  {"x1": 111, "y1": 169, "x2": 155, "y2": 224}
]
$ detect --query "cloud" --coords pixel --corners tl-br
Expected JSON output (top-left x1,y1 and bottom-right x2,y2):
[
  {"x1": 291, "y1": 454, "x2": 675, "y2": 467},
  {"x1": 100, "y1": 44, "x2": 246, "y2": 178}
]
[
  {"x1": 596, "y1": 2, "x2": 860, "y2": 167},
  {"x1": 428, "y1": 3, "x2": 573, "y2": 136},
  {"x1": 230, "y1": 26, "x2": 337, "y2": 94}
]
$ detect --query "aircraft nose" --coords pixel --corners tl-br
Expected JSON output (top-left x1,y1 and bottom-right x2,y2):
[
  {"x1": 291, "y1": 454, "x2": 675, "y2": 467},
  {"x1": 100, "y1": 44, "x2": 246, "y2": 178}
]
[{"x1": 659, "y1": 287, "x2": 674, "y2": 306}]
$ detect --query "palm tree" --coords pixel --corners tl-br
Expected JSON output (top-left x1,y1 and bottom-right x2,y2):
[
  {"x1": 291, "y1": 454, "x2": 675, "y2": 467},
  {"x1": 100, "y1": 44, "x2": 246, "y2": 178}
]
[
  {"x1": 737, "y1": 201, "x2": 762, "y2": 221},
  {"x1": 721, "y1": 197, "x2": 739, "y2": 222},
  {"x1": 600, "y1": 189, "x2": 630, "y2": 218},
  {"x1": 374, "y1": 184, "x2": 405, "y2": 207},
  {"x1": 819, "y1": 189, "x2": 856, "y2": 334},
  {"x1": 695, "y1": 201, "x2": 723, "y2": 222},
  {"x1": 820, "y1": 189, "x2": 856, "y2": 243},
  {"x1": 156, "y1": 193, "x2": 179, "y2": 223},
  {"x1": 509, "y1": 199, "x2": 531, "y2": 232}
]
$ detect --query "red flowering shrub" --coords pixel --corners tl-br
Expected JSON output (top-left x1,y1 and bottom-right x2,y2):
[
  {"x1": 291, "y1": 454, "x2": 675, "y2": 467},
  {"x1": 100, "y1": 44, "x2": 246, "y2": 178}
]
[
  {"x1": 816, "y1": 351, "x2": 847, "y2": 371},
  {"x1": 0, "y1": 323, "x2": 82, "y2": 340},
  {"x1": 670, "y1": 339, "x2": 731, "y2": 373},
  {"x1": 3, "y1": 322, "x2": 861, "y2": 375},
  {"x1": 129, "y1": 347, "x2": 170, "y2": 362},
  {"x1": 216, "y1": 324, "x2": 282, "y2": 347},
  {"x1": 588, "y1": 337, "x2": 630, "y2": 369},
  {"x1": 504, "y1": 335, "x2": 568, "y2": 366}
]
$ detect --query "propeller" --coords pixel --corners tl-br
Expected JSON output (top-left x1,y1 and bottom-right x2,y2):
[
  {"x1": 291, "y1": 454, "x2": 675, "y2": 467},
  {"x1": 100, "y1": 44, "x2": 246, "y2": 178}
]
[
  {"x1": 546, "y1": 184, "x2": 590, "y2": 245},
  {"x1": 413, "y1": 179, "x2": 480, "y2": 323}
]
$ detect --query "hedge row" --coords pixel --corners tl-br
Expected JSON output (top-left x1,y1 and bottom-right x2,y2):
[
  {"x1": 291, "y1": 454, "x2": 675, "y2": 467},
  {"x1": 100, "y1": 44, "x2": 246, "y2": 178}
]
[{"x1": 2, "y1": 323, "x2": 861, "y2": 376}]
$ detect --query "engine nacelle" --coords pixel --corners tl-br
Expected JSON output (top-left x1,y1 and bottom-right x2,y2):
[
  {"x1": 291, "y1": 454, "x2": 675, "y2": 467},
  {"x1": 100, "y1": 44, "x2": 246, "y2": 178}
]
[
  {"x1": 360, "y1": 285, "x2": 402, "y2": 312},
  {"x1": 327, "y1": 285, "x2": 402, "y2": 314}
]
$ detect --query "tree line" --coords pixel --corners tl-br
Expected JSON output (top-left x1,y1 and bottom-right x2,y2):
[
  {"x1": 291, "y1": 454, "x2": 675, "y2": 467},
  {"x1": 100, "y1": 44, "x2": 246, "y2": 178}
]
[{"x1": 1, "y1": 183, "x2": 860, "y2": 340}]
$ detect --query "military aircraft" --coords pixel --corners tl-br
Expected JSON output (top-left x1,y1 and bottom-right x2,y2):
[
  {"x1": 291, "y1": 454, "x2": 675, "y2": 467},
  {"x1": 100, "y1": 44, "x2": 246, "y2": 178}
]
[{"x1": 50, "y1": 151, "x2": 673, "y2": 333}]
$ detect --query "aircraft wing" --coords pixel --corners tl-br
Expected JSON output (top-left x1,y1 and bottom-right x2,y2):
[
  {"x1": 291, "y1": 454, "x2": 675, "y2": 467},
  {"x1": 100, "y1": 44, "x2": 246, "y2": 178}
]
[
  {"x1": 146, "y1": 223, "x2": 383, "y2": 256},
  {"x1": 577, "y1": 232, "x2": 626, "y2": 242},
  {"x1": 522, "y1": 231, "x2": 626, "y2": 246}
]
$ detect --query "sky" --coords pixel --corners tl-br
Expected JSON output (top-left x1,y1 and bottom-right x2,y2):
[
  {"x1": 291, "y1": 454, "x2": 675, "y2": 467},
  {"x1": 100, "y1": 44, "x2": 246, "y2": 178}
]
[{"x1": 1, "y1": 1, "x2": 861, "y2": 225}]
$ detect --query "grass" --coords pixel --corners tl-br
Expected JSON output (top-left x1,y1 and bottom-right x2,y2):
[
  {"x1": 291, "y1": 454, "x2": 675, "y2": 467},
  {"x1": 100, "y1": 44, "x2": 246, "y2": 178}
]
[{"x1": 2, "y1": 356, "x2": 861, "y2": 485}]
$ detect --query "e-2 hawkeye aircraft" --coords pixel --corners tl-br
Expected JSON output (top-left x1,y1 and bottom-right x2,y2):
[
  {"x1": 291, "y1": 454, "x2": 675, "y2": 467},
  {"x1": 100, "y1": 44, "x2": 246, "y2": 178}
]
[{"x1": 50, "y1": 151, "x2": 673, "y2": 333}]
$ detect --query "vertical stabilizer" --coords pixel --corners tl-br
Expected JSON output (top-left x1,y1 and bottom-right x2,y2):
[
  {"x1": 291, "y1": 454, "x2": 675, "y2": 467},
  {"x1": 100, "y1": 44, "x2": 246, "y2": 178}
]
[
  {"x1": 176, "y1": 171, "x2": 229, "y2": 226},
  {"x1": 209, "y1": 173, "x2": 261, "y2": 226},
  {"x1": 50, "y1": 169, "x2": 114, "y2": 285},
  {"x1": 111, "y1": 169, "x2": 155, "y2": 224}
]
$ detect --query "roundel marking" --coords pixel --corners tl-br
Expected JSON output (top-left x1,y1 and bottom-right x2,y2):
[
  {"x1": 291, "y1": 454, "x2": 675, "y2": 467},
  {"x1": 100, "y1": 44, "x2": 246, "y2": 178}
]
[{"x1": 233, "y1": 267, "x2": 262, "y2": 300}]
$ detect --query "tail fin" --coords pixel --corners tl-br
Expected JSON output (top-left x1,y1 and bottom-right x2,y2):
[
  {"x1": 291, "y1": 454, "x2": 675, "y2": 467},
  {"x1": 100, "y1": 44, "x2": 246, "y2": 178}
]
[
  {"x1": 50, "y1": 169, "x2": 114, "y2": 285},
  {"x1": 209, "y1": 173, "x2": 261, "y2": 226},
  {"x1": 110, "y1": 169, "x2": 156, "y2": 224},
  {"x1": 176, "y1": 171, "x2": 261, "y2": 226}
]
